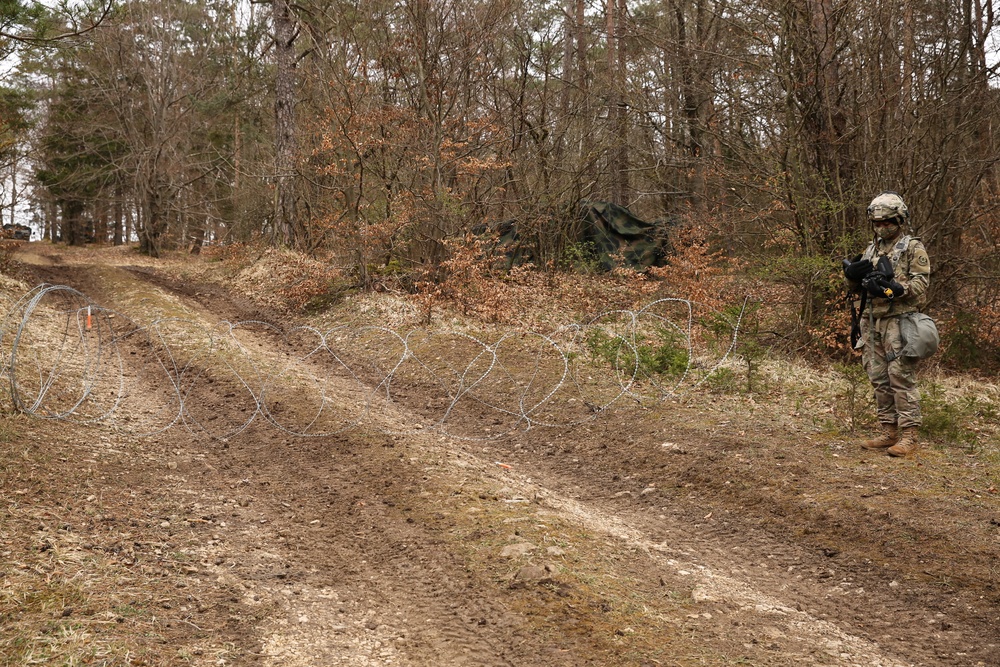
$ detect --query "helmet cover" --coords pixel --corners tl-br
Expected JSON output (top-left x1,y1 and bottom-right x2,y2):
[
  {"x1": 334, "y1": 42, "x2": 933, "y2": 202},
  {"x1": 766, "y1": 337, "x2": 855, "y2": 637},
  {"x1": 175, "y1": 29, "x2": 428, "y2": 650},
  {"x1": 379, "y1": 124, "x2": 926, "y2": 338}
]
[{"x1": 867, "y1": 192, "x2": 908, "y2": 222}]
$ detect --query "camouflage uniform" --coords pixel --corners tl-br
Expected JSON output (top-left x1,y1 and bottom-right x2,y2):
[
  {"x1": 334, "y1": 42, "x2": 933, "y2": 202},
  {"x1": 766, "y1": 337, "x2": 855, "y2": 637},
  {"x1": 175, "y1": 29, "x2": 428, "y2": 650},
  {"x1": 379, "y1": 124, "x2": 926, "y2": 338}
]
[{"x1": 848, "y1": 233, "x2": 931, "y2": 429}]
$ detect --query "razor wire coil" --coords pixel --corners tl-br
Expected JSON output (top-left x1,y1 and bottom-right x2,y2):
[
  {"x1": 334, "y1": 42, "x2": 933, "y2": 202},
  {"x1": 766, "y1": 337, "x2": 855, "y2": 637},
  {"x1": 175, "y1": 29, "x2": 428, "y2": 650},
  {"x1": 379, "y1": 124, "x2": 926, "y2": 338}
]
[{"x1": 0, "y1": 284, "x2": 753, "y2": 441}]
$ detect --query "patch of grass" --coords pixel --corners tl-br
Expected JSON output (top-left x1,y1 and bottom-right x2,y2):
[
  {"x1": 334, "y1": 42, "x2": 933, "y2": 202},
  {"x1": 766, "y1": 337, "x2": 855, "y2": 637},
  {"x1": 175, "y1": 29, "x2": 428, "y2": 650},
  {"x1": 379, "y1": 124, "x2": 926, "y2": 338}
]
[
  {"x1": 428, "y1": 474, "x2": 717, "y2": 667},
  {"x1": 702, "y1": 300, "x2": 768, "y2": 394},
  {"x1": 302, "y1": 278, "x2": 354, "y2": 313},
  {"x1": 0, "y1": 580, "x2": 100, "y2": 665},
  {"x1": 559, "y1": 241, "x2": 603, "y2": 274},
  {"x1": 584, "y1": 327, "x2": 689, "y2": 379},
  {"x1": 920, "y1": 381, "x2": 995, "y2": 451},
  {"x1": 0, "y1": 414, "x2": 19, "y2": 443},
  {"x1": 112, "y1": 603, "x2": 145, "y2": 619},
  {"x1": 1, "y1": 580, "x2": 89, "y2": 618},
  {"x1": 834, "y1": 361, "x2": 874, "y2": 433},
  {"x1": 704, "y1": 366, "x2": 739, "y2": 393}
]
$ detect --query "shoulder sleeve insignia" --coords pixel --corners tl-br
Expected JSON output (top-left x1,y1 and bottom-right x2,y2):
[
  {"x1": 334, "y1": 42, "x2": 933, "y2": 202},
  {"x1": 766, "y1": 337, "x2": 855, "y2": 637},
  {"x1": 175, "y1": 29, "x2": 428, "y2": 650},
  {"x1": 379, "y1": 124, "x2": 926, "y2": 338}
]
[{"x1": 917, "y1": 255, "x2": 929, "y2": 266}]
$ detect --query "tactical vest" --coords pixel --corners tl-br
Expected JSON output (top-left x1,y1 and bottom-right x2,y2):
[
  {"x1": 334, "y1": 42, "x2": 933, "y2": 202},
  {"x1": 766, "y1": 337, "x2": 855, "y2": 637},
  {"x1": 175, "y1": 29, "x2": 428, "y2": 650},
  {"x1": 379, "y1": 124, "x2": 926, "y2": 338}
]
[
  {"x1": 861, "y1": 234, "x2": 912, "y2": 265},
  {"x1": 860, "y1": 234, "x2": 922, "y2": 319}
]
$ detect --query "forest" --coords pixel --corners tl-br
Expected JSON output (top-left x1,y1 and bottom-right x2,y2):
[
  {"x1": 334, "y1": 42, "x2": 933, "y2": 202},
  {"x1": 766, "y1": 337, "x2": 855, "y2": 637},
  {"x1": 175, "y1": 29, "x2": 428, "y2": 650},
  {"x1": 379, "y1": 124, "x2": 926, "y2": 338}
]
[{"x1": 2, "y1": 0, "x2": 999, "y2": 366}]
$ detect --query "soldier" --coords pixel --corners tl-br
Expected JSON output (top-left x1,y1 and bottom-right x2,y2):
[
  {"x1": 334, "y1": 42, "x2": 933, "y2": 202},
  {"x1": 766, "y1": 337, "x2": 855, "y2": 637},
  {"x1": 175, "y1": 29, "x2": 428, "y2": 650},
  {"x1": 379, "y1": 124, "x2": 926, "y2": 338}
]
[{"x1": 843, "y1": 192, "x2": 931, "y2": 457}]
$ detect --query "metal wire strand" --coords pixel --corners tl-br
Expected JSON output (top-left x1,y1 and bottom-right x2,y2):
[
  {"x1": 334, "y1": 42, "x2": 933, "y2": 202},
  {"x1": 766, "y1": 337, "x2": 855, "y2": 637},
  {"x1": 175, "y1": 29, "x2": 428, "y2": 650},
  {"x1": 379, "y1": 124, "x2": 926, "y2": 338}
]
[{"x1": 0, "y1": 285, "x2": 751, "y2": 441}]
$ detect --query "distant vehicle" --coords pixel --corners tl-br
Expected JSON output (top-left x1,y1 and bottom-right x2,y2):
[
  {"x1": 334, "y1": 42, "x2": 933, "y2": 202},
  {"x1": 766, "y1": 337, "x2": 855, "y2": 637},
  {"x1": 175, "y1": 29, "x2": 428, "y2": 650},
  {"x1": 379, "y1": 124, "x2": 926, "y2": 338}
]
[{"x1": 2, "y1": 224, "x2": 31, "y2": 241}]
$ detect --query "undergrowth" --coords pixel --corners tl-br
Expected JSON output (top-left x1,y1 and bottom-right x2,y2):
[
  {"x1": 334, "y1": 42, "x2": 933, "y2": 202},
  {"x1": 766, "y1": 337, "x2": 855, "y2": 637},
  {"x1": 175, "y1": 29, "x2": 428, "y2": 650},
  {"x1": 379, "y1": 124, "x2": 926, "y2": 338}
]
[
  {"x1": 183, "y1": 241, "x2": 1000, "y2": 453},
  {"x1": 920, "y1": 380, "x2": 999, "y2": 452},
  {"x1": 584, "y1": 327, "x2": 690, "y2": 379}
]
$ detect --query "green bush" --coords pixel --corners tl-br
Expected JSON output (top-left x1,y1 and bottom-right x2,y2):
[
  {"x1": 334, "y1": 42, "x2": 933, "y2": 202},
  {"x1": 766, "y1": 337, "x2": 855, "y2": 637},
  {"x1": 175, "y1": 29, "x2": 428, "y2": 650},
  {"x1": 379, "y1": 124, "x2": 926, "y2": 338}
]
[
  {"x1": 920, "y1": 381, "x2": 995, "y2": 451},
  {"x1": 702, "y1": 300, "x2": 767, "y2": 393},
  {"x1": 942, "y1": 312, "x2": 990, "y2": 370},
  {"x1": 704, "y1": 366, "x2": 739, "y2": 393},
  {"x1": 585, "y1": 326, "x2": 689, "y2": 379},
  {"x1": 559, "y1": 241, "x2": 602, "y2": 274},
  {"x1": 834, "y1": 362, "x2": 874, "y2": 432}
]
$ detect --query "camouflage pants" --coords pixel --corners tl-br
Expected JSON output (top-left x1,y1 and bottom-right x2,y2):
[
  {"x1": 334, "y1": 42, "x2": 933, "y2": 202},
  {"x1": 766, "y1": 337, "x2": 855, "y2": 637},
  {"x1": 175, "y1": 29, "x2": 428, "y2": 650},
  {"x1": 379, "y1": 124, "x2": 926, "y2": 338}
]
[{"x1": 861, "y1": 315, "x2": 922, "y2": 428}]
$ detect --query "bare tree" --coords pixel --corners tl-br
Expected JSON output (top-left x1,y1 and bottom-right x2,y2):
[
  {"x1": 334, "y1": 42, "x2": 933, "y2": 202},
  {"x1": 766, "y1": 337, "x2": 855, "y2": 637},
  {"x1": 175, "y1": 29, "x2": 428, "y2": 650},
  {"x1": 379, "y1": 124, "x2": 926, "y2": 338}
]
[{"x1": 271, "y1": 0, "x2": 300, "y2": 247}]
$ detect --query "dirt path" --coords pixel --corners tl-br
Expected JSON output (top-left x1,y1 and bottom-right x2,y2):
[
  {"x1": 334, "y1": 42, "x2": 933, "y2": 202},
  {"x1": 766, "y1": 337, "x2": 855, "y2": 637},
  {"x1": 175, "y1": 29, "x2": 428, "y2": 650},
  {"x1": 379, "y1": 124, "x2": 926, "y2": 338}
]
[{"x1": 3, "y1": 244, "x2": 999, "y2": 666}]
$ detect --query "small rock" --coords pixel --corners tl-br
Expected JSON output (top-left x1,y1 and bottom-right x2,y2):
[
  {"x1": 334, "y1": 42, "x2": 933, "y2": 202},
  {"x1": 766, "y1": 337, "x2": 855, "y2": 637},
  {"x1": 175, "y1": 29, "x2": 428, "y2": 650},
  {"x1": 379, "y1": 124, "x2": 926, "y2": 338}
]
[
  {"x1": 546, "y1": 546, "x2": 566, "y2": 557},
  {"x1": 513, "y1": 565, "x2": 550, "y2": 583},
  {"x1": 691, "y1": 586, "x2": 717, "y2": 603},
  {"x1": 500, "y1": 542, "x2": 535, "y2": 558}
]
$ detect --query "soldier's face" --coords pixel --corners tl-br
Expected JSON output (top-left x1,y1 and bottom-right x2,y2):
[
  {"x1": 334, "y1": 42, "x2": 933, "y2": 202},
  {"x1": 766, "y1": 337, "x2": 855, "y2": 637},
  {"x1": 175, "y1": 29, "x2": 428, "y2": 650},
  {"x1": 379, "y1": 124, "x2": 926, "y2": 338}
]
[{"x1": 873, "y1": 219, "x2": 901, "y2": 240}]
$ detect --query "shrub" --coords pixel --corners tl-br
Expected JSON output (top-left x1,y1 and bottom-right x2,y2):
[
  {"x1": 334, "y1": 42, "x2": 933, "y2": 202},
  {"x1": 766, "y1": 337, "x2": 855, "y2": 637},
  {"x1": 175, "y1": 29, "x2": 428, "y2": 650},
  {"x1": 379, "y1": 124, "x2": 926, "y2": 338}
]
[
  {"x1": 584, "y1": 326, "x2": 689, "y2": 380},
  {"x1": 920, "y1": 381, "x2": 997, "y2": 451}
]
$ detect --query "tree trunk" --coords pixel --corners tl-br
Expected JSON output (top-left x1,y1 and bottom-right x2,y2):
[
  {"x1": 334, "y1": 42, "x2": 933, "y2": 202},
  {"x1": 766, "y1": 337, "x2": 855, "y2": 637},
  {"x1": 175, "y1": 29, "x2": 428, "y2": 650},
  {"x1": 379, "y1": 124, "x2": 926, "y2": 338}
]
[
  {"x1": 807, "y1": 0, "x2": 849, "y2": 238},
  {"x1": 608, "y1": 0, "x2": 629, "y2": 206},
  {"x1": 9, "y1": 153, "x2": 17, "y2": 227},
  {"x1": 139, "y1": 178, "x2": 167, "y2": 257},
  {"x1": 675, "y1": 2, "x2": 705, "y2": 211},
  {"x1": 273, "y1": 0, "x2": 299, "y2": 247},
  {"x1": 555, "y1": 0, "x2": 575, "y2": 175},
  {"x1": 125, "y1": 198, "x2": 134, "y2": 246},
  {"x1": 63, "y1": 200, "x2": 84, "y2": 246},
  {"x1": 189, "y1": 221, "x2": 205, "y2": 254},
  {"x1": 578, "y1": 0, "x2": 595, "y2": 194},
  {"x1": 113, "y1": 181, "x2": 123, "y2": 246},
  {"x1": 96, "y1": 197, "x2": 108, "y2": 244}
]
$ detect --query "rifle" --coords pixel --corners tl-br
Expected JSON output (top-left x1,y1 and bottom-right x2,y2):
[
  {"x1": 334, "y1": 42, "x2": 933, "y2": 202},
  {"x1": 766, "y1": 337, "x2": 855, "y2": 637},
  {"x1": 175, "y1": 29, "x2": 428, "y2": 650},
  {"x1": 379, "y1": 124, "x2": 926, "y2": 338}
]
[{"x1": 842, "y1": 255, "x2": 893, "y2": 349}]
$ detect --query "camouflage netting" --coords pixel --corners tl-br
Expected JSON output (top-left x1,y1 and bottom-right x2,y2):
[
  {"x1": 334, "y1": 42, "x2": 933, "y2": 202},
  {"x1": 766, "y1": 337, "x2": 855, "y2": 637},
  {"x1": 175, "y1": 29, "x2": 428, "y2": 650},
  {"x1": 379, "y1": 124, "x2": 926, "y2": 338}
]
[
  {"x1": 577, "y1": 200, "x2": 668, "y2": 270},
  {"x1": 478, "y1": 200, "x2": 671, "y2": 271}
]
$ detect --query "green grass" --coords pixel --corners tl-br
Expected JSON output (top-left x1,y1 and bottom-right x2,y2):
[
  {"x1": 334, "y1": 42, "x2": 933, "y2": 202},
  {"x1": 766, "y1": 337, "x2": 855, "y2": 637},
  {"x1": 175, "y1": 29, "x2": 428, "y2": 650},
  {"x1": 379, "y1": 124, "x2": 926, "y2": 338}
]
[
  {"x1": 920, "y1": 381, "x2": 997, "y2": 452},
  {"x1": 584, "y1": 326, "x2": 690, "y2": 379}
]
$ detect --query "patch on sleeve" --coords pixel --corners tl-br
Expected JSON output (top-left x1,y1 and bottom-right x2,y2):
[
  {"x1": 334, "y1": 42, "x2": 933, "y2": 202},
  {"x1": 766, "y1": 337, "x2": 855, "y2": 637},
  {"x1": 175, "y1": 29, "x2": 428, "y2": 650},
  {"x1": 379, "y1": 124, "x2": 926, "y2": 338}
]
[{"x1": 916, "y1": 254, "x2": 929, "y2": 267}]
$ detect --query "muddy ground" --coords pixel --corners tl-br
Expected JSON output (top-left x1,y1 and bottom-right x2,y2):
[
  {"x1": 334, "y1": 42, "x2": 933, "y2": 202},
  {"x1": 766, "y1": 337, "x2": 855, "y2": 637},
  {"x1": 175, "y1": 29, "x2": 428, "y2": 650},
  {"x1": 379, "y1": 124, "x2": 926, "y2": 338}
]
[{"x1": 2, "y1": 243, "x2": 999, "y2": 667}]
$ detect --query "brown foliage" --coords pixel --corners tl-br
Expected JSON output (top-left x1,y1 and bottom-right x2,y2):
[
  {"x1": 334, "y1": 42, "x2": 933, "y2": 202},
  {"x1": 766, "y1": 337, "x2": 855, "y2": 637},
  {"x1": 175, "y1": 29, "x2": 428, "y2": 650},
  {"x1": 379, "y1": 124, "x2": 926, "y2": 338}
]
[{"x1": 412, "y1": 223, "x2": 749, "y2": 330}]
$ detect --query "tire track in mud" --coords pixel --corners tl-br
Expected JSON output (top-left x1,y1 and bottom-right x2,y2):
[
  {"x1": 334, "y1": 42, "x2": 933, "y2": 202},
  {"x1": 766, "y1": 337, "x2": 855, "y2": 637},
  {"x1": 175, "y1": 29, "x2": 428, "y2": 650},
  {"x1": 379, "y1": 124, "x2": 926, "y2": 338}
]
[
  {"x1": 221, "y1": 432, "x2": 562, "y2": 667},
  {"x1": 14, "y1": 259, "x2": 660, "y2": 665},
  {"x1": 17, "y1": 251, "x2": 997, "y2": 666},
  {"x1": 486, "y1": 410, "x2": 1000, "y2": 667}
]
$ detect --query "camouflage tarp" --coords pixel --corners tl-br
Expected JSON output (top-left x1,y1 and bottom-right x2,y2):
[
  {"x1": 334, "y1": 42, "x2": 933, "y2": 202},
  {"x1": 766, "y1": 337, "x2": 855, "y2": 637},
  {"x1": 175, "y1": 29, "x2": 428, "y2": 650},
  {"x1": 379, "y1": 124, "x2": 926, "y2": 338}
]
[
  {"x1": 481, "y1": 218, "x2": 532, "y2": 268},
  {"x1": 476, "y1": 201, "x2": 669, "y2": 271},
  {"x1": 576, "y1": 200, "x2": 667, "y2": 271}
]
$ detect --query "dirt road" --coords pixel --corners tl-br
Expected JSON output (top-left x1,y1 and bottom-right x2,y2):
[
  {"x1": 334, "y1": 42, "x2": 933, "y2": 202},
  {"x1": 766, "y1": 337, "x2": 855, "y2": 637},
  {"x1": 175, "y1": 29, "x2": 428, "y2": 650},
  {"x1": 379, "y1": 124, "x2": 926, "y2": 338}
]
[{"x1": 3, "y1": 244, "x2": 998, "y2": 666}]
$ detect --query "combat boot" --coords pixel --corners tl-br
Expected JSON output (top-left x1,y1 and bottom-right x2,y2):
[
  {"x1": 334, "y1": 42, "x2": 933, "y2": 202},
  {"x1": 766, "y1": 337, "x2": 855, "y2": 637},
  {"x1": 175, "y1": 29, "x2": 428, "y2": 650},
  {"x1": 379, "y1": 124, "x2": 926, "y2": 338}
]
[
  {"x1": 860, "y1": 425, "x2": 897, "y2": 450},
  {"x1": 887, "y1": 427, "x2": 919, "y2": 457}
]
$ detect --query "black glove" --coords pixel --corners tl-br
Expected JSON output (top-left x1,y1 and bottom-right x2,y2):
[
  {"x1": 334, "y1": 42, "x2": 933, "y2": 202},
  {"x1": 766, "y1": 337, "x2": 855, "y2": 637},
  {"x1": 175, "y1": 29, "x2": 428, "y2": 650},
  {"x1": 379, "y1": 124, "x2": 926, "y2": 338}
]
[
  {"x1": 866, "y1": 274, "x2": 906, "y2": 299},
  {"x1": 883, "y1": 279, "x2": 906, "y2": 299},
  {"x1": 843, "y1": 257, "x2": 873, "y2": 281}
]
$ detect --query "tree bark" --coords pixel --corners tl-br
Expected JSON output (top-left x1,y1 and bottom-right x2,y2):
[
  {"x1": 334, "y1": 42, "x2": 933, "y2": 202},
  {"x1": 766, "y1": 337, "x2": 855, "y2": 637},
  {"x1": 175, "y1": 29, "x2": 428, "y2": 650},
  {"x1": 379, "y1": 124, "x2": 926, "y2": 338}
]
[
  {"x1": 607, "y1": 0, "x2": 630, "y2": 205},
  {"x1": 63, "y1": 199, "x2": 84, "y2": 246},
  {"x1": 273, "y1": 0, "x2": 299, "y2": 247},
  {"x1": 113, "y1": 181, "x2": 123, "y2": 246}
]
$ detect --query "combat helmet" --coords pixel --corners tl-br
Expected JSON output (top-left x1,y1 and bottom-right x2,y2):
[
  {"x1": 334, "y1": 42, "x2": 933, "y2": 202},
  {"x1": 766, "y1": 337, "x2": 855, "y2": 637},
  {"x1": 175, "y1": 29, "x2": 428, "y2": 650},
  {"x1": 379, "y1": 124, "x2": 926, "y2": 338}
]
[{"x1": 867, "y1": 191, "x2": 908, "y2": 224}]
